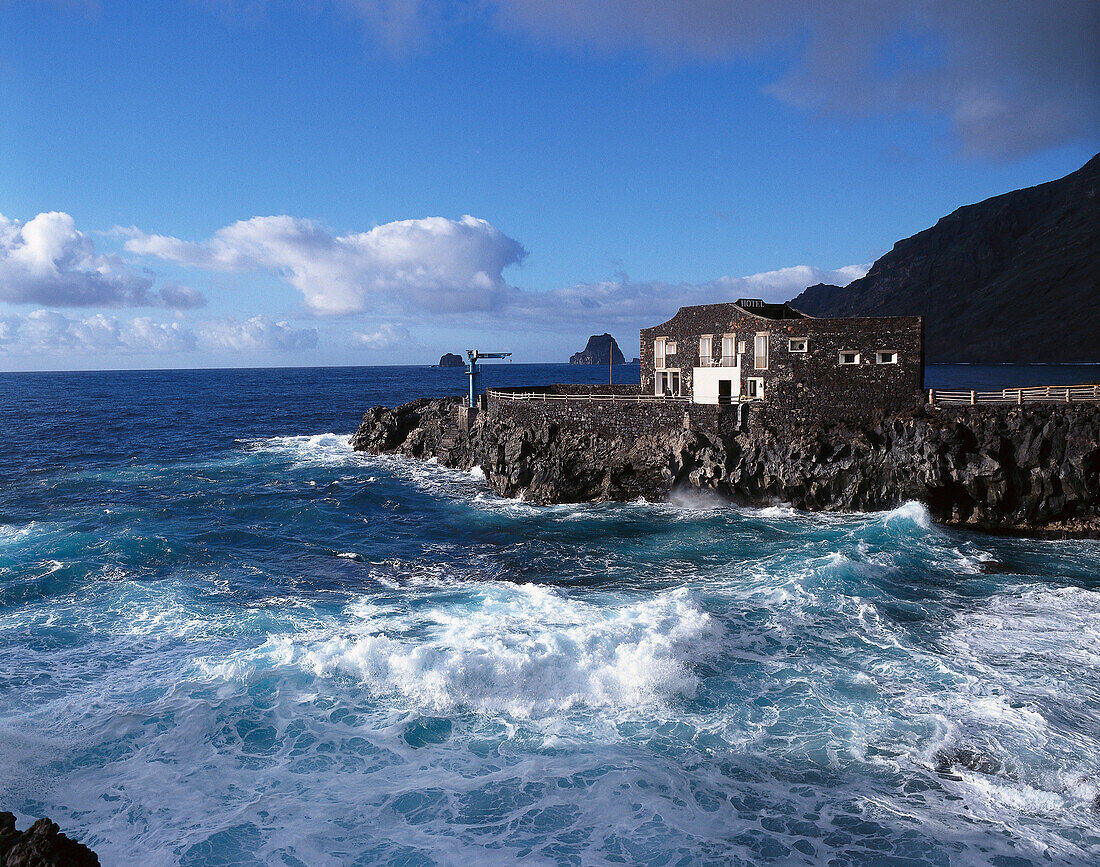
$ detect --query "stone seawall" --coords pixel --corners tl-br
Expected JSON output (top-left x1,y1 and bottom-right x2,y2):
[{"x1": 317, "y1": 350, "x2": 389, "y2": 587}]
[{"x1": 350, "y1": 395, "x2": 1100, "y2": 537}]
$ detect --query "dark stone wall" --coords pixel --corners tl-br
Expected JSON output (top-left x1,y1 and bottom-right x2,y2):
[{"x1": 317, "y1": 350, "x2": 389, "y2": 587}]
[
  {"x1": 761, "y1": 315, "x2": 924, "y2": 420},
  {"x1": 491, "y1": 384, "x2": 642, "y2": 396},
  {"x1": 487, "y1": 388, "x2": 744, "y2": 440},
  {"x1": 638, "y1": 303, "x2": 923, "y2": 417}
]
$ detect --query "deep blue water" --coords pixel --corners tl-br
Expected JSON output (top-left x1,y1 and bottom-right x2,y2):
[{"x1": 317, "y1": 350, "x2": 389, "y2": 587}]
[{"x1": 1, "y1": 364, "x2": 1098, "y2": 865}]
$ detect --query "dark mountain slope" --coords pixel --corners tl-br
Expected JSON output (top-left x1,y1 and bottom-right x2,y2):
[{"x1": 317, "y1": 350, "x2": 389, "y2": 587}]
[{"x1": 791, "y1": 155, "x2": 1100, "y2": 362}]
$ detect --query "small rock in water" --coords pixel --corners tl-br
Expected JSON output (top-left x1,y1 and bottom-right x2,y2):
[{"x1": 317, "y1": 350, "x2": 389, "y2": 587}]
[
  {"x1": 0, "y1": 812, "x2": 100, "y2": 866},
  {"x1": 934, "y1": 747, "x2": 1002, "y2": 777},
  {"x1": 978, "y1": 560, "x2": 1016, "y2": 574}
]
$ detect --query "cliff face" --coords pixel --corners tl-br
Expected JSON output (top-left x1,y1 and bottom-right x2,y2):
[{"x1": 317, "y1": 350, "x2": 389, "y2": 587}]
[
  {"x1": 790, "y1": 154, "x2": 1100, "y2": 362},
  {"x1": 569, "y1": 334, "x2": 625, "y2": 365},
  {"x1": 352, "y1": 398, "x2": 1100, "y2": 537}
]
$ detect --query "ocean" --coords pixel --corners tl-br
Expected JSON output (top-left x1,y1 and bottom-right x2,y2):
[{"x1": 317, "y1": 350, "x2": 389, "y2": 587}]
[{"x1": 1, "y1": 363, "x2": 1098, "y2": 865}]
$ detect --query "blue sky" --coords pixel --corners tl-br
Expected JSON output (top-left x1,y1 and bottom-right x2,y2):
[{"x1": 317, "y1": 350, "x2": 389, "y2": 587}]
[{"x1": 1, "y1": 1, "x2": 1096, "y2": 370}]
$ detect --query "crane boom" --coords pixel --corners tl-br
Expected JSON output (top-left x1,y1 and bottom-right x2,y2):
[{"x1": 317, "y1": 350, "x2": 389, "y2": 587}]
[{"x1": 465, "y1": 350, "x2": 512, "y2": 407}]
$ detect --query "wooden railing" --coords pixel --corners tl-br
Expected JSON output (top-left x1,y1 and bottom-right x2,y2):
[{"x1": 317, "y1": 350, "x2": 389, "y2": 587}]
[{"x1": 928, "y1": 384, "x2": 1100, "y2": 405}]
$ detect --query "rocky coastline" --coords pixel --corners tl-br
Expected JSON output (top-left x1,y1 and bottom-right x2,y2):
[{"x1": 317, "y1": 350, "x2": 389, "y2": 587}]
[
  {"x1": 0, "y1": 813, "x2": 99, "y2": 866},
  {"x1": 351, "y1": 395, "x2": 1100, "y2": 537}
]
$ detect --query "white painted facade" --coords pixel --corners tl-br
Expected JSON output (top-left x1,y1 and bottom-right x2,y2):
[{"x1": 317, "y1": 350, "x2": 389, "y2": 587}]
[{"x1": 691, "y1": 365, "x2": 741, "y2": 404}]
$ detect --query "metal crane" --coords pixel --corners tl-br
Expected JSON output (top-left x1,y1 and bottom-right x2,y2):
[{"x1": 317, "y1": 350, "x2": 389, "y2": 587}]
[{"x1": 465, "y1": 350, "x2": 511, "y2": 408}]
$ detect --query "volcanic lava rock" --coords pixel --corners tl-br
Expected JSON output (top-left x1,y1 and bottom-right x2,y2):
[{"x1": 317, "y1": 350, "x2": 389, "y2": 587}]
[
  {"x1": 0, "y1": 813, "x2": 100, "y2": 866},
  {"x1": 438, "y1": 353, "x2": 464, "y2": 368},
  {"x1": 351, "y1": 398, "x2": 1099, "y2": 537},
  {"x1": 569, "y1": 334, "x2": 625, "y2": 365}
]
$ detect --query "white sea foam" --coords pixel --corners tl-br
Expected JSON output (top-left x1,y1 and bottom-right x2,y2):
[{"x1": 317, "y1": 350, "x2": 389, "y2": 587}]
[
  {"x1": 245, "y1": 432, "x2": 357, "y2": 467},
  {"x1": 206, "y1": 585, "x2": 720, "y2": 719},
  {"x1": 881, "y1": 500, "x2": 933, "y2": 529},
  {"x1": 0, "y1": 521, "x2": 44, "y2": 546}
]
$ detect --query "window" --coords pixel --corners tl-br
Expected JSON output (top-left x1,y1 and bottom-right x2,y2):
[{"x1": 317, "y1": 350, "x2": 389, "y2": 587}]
[
  {"x1": 754, "y1": 333, "x2": 769, "y2": 370},
  {"x1": 656, "y1": 370, "x2": 680, "y2": 396},
  {"x1": 789, "y1": 338, "x2": 808, "y2": 353},
  {"x1": 699, "y1": 335, "x2": 713, "y2": 367},
  {"x1": 721, "y1": 334, "x2": 736, "y2": 366},
  {"x1": 876, "y1": 350, "x2": 898, "y2": 364},
  {"x1": 666, "y1": 341, "x2": 677, "y2": 355},
  {"x1": 746, "y1": 377, "x2": 764, "y2": 399},
  {"x1": 737, "y1": 340, "x2": 746, "y2": 355},
  {"x1": 654, "y1": 338, "x2": 665, "y2": 370},
  {"x1": 839, "y1": 350, "x2": 860, "y2": 366}
]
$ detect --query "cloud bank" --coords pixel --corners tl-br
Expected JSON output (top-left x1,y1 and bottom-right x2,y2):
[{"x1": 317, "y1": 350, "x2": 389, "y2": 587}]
[
  {"x1": 0, "y1": 212, "x2": 206, "y2": 309},
  {"x1": 124, "y1": 212, "x2": 865, "y2": 326},
  {"x1": 512, "y1": 264, "x2": 870, "y2": 328},
  {"x1": 0, "y1": 310, "x2": 317, "y2": 356},
  {"x1": 327, "y1": 0, "x2": 1099, "y2": 158},
  {"x1": 3, "y1": 209, "x2": 863, "y2": 363}
]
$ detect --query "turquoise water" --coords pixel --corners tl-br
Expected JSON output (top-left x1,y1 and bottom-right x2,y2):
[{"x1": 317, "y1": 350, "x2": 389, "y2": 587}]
[{"x1": 1, "y1": 365, "x2": 1098, "y2": 865}]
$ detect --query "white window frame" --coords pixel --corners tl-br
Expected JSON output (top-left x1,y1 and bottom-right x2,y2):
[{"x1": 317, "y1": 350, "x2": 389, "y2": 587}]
[
  {"x1": 699, "y1": 335, "x2": 713, "y2": 367},
  {"x1": 737, "y1": 340, "x2": 746, "y2": 355},
  {"x1": 789, "y1": 338, "x2": 808, "y2": 353},
  {"x1": 721, "y1": 333, "x2": 736, "y2": 367},
  {"x1": 838, "y1": 350, "x2": 860, "y2": 366},
  {"x1": 656, "y1": 369, "x2": 681, "y2": 397},
  {"x1": 754, "y1": 333, "x2": 769, "y2": 370},
  {"x1": 876, "y1": 350, "x2": 898, "y2": 365},
  {"x1": 666, "y1": 340, "x2": 677, "y2": 355},
  {"x1": 746, "y1": 377, "x2": 764, "y2": 399},
  {"x1": 654, "y1": 338, "x2": 666, "y2": 370}
]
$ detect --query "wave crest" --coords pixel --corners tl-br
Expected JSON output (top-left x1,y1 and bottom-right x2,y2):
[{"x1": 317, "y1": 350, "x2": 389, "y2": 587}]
[{"x1": 207, "y1": 585, "x2": 720, "y2": 719}]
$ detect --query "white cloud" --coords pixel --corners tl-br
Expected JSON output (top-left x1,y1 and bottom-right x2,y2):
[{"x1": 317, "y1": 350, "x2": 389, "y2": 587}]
[
  {"x1": 0, "y1": 310, "x2": 196, "y2": 355},
  {"x1": 355, "y1": 323, "x2": 411, "y2": 349},
  {"x1": 0, "y1": 212, "x2": 206, "y2": 309},
  {"x1": 196, "y1": 316, "x2": 319, "y2": 352},
  {"x1": 122, "y1": 214, "x2": 526, "y2": 315},
  {"x1": 0, "y1": 311, "x2": 316, "y2": 356}
]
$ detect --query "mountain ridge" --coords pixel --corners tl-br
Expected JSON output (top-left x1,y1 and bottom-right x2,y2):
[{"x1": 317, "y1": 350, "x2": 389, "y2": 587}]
[{"x1": 790, "y1": 154, "x2": 1100, "y2": 363}]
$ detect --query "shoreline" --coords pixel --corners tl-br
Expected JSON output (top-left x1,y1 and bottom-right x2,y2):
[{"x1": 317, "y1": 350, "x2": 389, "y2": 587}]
[{"x1": 351, "y1": 394, "x2": 1100, "y2": 538}]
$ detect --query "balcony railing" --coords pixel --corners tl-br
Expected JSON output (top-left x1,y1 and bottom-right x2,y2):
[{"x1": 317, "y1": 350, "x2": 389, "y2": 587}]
[{"x1": 698, "y1": 355, "x2": 738, "y2": 367}]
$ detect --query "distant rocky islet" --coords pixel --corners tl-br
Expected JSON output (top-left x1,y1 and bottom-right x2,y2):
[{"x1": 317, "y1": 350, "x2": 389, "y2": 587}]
[{"x1": 569, "y1": 334, "x2": 626, "y2": 365}]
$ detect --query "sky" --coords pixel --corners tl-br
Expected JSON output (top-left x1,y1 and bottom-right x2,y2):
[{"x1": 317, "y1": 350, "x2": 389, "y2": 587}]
[{"x1": 0, "y1": 0, "x2": 1097, "y2": 370}]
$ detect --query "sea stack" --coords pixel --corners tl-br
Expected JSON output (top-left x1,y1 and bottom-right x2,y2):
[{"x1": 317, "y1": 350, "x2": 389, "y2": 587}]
[
  {"x1": 570, "y1": 334, "x2": 625, "y2": 365},
  {"x1": 438, "y1": 353, "x2": 465, "y2": 368}
]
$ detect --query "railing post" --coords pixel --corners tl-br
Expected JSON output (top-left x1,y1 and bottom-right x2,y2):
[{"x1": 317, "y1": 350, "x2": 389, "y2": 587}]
[
  {"x1": 1066, "y1": 387, "x2": 1071, "y2": 403},
  {"x1": 1017, "y1": 389, "x2": 1022, "y2": 405},
  {"x1": 928, "y1": 388, "x2": 934, "y2": 405},
  {"x1": 970, "y1": 389, "x2": 976, "y2": 405}
]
